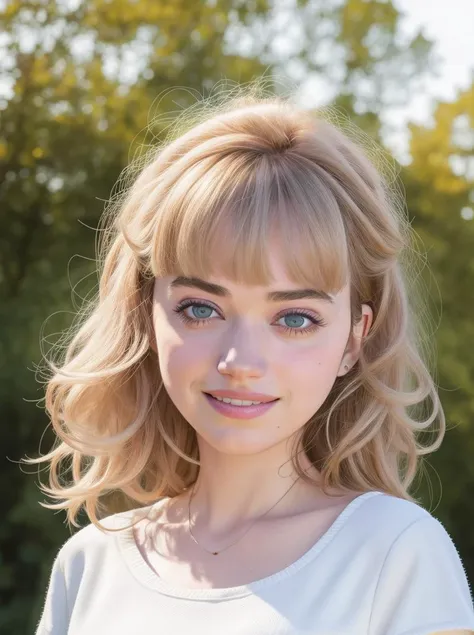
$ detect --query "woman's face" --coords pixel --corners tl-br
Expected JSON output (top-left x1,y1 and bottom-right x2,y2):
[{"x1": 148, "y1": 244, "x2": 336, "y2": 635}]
[{"x1": 151, "y1": 248, "x2": 372, "y2": 456}]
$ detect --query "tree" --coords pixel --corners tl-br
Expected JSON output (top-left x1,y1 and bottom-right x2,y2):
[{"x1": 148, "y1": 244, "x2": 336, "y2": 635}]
[
  {"x1": 0, "y1": 2, "x2": 272, "y2": 630},
  {"x1": 0, "y1": 0, "x2": 448, "y2": 631},
  {"x1": 401, "y1": 81, "x2": 474, "y2": 575}
]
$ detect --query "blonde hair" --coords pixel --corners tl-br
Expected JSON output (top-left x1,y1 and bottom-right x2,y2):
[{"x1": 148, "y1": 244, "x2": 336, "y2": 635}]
[{"x1": 25, "y1": 80, "x2": 444, "y2": 530}]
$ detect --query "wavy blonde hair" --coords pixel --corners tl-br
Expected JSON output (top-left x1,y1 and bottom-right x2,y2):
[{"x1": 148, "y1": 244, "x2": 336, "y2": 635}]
[{"x1": 25, "y1": 80, "x2": 444, "y2": 530}]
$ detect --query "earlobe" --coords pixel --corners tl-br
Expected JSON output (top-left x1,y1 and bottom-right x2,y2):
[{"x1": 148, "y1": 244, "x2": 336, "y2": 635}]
[{"x1": 337, "y1": 361, "x2": 351, "y2": 377}]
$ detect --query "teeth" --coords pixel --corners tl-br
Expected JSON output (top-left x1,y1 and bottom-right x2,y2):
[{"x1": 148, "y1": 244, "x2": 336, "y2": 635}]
[{"x1": 213, "y1": 396, "x2": 263, "y2": 406}]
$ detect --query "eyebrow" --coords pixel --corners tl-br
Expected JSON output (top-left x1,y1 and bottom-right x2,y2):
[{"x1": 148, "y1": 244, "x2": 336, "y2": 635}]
[{"x1": 169, "y1": 276, "x2": 334, "y2": 304}]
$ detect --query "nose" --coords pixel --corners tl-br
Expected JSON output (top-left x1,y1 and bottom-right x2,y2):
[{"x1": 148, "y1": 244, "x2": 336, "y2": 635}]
[{"x1": 217, "y1": 324, "x2": 266, "y2": 382}]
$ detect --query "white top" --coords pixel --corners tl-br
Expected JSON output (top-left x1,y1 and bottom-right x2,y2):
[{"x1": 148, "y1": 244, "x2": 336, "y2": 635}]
[{"x1": 35, "y1": 491, "x2": 474, "y2": 635}]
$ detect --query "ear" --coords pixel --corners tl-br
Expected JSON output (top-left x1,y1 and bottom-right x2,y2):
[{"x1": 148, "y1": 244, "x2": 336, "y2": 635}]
[{"x1": 337, "y1": 303, "x2": 373, "y2": 376}]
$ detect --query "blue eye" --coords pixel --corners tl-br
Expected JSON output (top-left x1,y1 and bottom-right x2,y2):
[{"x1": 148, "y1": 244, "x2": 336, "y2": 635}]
[
  {"x1": 190, "y1": 305, "x2": 214, "y2": 319},
  {"x1": 280, "y1": 314, "x2": 307, "y2": 329},
  {"x1": 275, "y1": 311, "x2": 325, "y2": 335},
  {"x1": 173, "y1": 301, "x2": 327, "y2": 336},
  {"x1": 173, "y1": 300, "x2": 220, "y2": 325}
]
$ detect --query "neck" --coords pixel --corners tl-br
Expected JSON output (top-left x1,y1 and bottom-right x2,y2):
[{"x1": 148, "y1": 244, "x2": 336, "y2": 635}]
[{"x1": 185, "y1": 436, "x2": 325, "y2": 539}]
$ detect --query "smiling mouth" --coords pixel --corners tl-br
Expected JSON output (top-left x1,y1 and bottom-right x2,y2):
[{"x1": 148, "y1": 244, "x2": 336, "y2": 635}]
[
  {"x1": 204, "y1": 392, "x2": 278, "y2": 407},
  {"x1": 202, "y1": 392, "x2": 280, "y2": 419},
  {"x1": 203, "y1": 392, "x2": 280, "y2": 406}
]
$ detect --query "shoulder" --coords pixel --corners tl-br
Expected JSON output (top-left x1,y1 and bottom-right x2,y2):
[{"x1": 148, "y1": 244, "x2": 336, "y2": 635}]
[
  {"x1": 348, "y1": 491, "x2": 473, "y2": 593},
  {"x1": 363, "y1": 493, "x2": 474, "y2": 635},
  {"x1": 55, "y1": 505, "x2": 150, "y2": 578},
  {"x1": 35, "y1": 506, "x2": 152, "y2": 634},
  {"x1": 359, "y1": 491, "x2": 472, "y2": 576},
  {"x1": 354, "y1": 490, "x2": 450, "y2": 549}
]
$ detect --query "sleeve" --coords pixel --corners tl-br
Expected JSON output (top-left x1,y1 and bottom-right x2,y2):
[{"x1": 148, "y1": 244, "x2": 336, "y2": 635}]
[
  {"x1": 368, "y1": 515, "x2": 474, "y2": 635},
  {"x1": 35, "y1": 551, "x2": 70, "y2": 635}
]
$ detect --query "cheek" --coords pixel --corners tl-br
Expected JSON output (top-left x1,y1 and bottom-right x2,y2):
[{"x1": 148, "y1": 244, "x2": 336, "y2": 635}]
[
  {"x1": 153, "y1": 306, "x2": 201, "y2": 386},
  {"x1": 155, "y1": 337, "x2": 206, "y2": 423},
  {"x1": 282, "y1": 337, "x2": 345, "y2": 413},
  {"x1": 156, "y1": 332, "x2": 212, "y2": 394}
]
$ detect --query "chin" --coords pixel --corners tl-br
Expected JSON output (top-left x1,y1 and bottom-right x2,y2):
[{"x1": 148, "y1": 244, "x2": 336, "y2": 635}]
[{"x1": 196, "y1": 424, "x2": 290, "y2": 456}]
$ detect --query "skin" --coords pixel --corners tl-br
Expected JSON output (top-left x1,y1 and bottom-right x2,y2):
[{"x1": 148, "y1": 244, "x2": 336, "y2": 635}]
[{"x1": 150, "y1": 244, "x2": 373, "y2": 543}]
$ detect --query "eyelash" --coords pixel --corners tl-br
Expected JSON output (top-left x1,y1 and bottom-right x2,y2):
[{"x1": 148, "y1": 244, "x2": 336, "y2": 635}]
[{"x1": 172, "y1": 299, "x2": 327, "y2": 336}]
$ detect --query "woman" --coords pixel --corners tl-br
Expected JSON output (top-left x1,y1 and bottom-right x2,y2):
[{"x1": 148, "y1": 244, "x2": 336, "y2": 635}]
[{"x1": 31, "y1": 83, "x2": 474, "y2": 634}]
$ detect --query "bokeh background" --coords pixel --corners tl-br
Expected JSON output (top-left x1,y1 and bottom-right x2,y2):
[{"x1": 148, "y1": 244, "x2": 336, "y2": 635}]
[{"x1": 1, "y1": 0, "x2": 474, "y2": 632}]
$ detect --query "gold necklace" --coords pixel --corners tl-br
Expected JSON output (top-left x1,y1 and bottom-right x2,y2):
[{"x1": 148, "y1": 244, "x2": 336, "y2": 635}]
[{"x1": 187, "y1": 476, "x2": 301, "y2": 556}]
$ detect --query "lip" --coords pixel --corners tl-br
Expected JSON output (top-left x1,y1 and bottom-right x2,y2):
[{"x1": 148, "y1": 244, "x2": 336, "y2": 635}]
[
  {"x1": 204, "y1": 389, "x2": 279, "y2": 403},
  {"x1": 203, "y1": 392, "x2": 279, "y2": 420}
]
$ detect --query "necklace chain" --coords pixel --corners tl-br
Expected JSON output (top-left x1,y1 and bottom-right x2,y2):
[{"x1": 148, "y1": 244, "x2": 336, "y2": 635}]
[{"x1": 187, "y1": 476, "x2": 301, "y2": 556}]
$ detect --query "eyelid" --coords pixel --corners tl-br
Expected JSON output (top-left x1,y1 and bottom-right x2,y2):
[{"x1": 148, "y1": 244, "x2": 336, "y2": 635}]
[
  {"x1": 173, "y1": 297, "x2": 223, "y2": 317},
  {"x1": 175, "y1": 297, "x2": 323, "y2": 312},
  {"x1": 176, "y1": 297, "x2": 219, "y2": 308},
  {"x1": 274, "y1": 307, "x2": 321, "y2": 318}
]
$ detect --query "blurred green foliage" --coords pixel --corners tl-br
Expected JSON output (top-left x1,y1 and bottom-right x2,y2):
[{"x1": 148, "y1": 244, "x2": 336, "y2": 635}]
[{"x1": 0, "y1": 0, "x2": 473, "y2": 631}]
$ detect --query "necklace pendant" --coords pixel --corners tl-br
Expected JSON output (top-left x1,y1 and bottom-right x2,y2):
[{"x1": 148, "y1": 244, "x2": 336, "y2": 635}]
[{"x1": 212, "y1": 551, "x2": 219, "y2": 555}]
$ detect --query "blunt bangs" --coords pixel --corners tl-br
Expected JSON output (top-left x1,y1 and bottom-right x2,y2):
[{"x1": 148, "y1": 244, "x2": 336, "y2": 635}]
[{"x1": 150, "y1": 150, "x2": 350, "y2": 293}]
